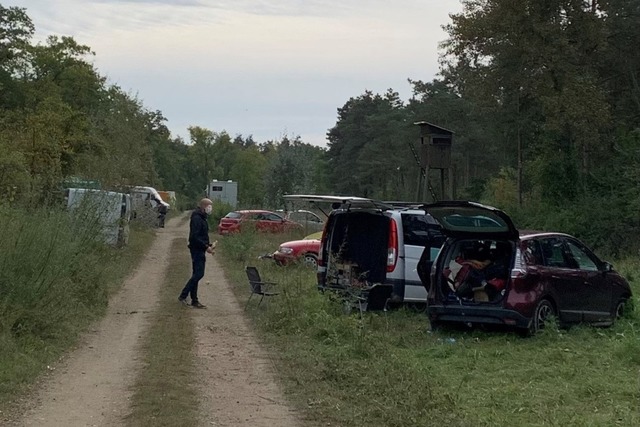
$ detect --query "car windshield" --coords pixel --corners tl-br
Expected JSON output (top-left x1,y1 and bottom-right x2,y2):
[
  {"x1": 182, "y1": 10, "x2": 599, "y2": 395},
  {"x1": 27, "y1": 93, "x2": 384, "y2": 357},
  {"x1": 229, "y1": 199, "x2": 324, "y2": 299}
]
[{"x1": 225, "y1": 212, "x2": 243, "y2": 219}]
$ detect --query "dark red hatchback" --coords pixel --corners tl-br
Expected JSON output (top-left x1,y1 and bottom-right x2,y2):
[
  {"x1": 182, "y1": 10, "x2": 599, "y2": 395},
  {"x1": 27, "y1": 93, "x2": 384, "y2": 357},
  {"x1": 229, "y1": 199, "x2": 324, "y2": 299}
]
[{"x1": 420, "y1": 202, "x2": 632, "y2": 335}]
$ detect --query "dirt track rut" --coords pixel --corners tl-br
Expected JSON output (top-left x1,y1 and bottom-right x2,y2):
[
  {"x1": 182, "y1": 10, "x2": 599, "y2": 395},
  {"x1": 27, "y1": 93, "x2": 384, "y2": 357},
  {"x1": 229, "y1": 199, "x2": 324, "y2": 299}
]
[{"x1": 9, "y1": 216, "x2": 299, "y2": 427}]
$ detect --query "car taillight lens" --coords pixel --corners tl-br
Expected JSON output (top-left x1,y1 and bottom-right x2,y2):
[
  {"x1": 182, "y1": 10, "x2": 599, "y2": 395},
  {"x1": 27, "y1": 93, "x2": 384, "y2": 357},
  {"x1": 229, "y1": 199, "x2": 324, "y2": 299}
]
[
  {"x1": 511, "y1": 247, "x2": 526, "y2": 278},
  {"x1": 387, "y1": 219, "x2": 398, "y2": 272}
]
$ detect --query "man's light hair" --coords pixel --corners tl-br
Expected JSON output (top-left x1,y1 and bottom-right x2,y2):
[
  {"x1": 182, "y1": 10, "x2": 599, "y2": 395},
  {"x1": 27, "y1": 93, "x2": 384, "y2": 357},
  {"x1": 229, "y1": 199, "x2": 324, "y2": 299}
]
[{"x1": 199, "y1": 198, "x2": 213, "y2": 208}]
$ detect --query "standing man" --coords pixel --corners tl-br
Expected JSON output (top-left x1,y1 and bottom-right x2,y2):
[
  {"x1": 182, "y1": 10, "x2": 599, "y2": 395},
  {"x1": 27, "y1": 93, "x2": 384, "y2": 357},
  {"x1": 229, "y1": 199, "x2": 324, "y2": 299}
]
[{"x1": 179, "y1": 198, "x2": 215, "y2": 308}]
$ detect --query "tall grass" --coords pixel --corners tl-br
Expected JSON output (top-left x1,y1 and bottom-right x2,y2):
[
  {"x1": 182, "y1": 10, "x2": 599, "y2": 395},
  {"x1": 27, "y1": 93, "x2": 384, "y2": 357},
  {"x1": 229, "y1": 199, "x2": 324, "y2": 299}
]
[
  {"x1": 0, "y1": 204, "x2": 154, "y2": 405},
  {"x1": 218, "y1": 231, "x2": 640, "y2": 427}
]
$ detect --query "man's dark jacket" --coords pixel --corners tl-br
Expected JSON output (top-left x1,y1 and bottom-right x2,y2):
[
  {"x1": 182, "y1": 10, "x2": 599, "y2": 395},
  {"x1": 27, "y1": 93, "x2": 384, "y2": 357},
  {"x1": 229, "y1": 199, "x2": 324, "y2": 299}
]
[{"x1": 188, "y1": 208, "x2": 210, "y2": 251}]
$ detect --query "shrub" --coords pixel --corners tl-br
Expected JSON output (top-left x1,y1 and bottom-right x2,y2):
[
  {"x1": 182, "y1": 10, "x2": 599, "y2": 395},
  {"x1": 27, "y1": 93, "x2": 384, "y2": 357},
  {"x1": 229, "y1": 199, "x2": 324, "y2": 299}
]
[{"x1": 0, "y1": 203, "x2": 153, "y2": 403}]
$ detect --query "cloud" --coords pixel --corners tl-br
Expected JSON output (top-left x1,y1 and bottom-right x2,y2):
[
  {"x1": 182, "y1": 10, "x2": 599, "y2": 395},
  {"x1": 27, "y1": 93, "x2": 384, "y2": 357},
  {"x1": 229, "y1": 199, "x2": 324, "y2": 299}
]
[{"x1": 4, "y1": 0, "x2": 462, "y2": 145}]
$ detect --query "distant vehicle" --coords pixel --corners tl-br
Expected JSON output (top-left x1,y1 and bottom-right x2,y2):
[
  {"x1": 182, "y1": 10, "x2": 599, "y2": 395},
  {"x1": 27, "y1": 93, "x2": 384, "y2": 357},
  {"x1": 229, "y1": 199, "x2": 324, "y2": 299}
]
[
  {"x1": 129, "y1": 186, "x2": 170, "y2": 227},
  {"x1": 217, "y1": 210, "x2": 302, "y2": 235},
  {"x1": 65, "y1": 188, "x2": 131, "y2": 247},
  {"x1": 130, "y1": 186, "x2": 170, "y2": 211},
  {"x1": 421, "y1": 201, "x2": 633, "y2": 335},
  {"x1": 273, "y1": 232, "x2": 322, "y2": 268},
  {"x1": 281, "y1": 210, "x2": 325, "y2": 233}
]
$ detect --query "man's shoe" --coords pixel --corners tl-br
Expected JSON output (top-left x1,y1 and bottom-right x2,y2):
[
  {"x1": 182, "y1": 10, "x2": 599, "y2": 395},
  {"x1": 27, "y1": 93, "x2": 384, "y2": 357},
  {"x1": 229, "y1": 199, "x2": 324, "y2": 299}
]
[
  {"x1": 191, "y1": 301, "x2": 207, "y2": 309},
  {"x1": 178, "y1": 297, "x2": 190, "y2": 307}
]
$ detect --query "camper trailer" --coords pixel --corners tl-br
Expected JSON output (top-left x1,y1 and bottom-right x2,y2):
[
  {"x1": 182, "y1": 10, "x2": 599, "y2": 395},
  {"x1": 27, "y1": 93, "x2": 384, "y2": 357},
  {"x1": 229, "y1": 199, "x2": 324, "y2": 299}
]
[{"x1": 207, "y1": 180, "x2": 238, "y2": 208}]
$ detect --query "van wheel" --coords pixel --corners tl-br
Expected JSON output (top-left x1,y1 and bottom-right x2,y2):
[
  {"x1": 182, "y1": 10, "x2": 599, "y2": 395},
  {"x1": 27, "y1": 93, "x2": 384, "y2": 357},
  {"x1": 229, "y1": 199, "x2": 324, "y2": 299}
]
[{"x1": 531, "y1": 299, "x2": 555, "y2": 334}]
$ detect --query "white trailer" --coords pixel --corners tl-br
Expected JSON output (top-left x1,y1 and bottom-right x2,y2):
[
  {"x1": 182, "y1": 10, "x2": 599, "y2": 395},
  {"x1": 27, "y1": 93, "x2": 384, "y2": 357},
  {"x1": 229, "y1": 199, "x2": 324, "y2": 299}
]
[{"x1": 207, "y1": 180, "x2": 238, "y2": 208}]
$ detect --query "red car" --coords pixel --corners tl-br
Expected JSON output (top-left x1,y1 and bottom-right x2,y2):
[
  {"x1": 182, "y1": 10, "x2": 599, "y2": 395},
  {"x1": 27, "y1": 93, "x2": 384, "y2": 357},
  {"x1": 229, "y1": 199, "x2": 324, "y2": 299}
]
[
  {"x1": 273, "y1": 233, "x2": 321, "y2": 268},
  {"x1": 218, "y1": 210, "x2": 301, "y2": 235}
]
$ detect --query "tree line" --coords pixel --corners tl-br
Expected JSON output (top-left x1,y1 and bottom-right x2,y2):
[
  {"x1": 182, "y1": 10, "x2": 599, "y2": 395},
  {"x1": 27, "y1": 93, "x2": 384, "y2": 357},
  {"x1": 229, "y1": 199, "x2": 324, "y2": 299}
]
[
  {"x1": 2, "y1": 1, "x2": 639, "y2": 254},
  {"x1": 0, "y1": 4, "x2": 327, "y2": 209}
]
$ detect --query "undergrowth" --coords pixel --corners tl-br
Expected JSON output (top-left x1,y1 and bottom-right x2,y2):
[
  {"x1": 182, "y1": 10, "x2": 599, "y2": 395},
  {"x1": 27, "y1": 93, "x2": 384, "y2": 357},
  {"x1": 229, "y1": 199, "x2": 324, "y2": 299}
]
[
  {"x1": 0, "y1": 205, "x2": 154, "y2": 407},
  {"x1": 218, "y1": 231, "x2": 640, "y2": 427}
]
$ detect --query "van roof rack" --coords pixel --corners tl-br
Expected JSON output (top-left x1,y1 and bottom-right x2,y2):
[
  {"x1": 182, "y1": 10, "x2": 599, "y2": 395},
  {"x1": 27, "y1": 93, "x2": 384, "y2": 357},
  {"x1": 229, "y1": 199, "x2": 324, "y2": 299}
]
[{"x1": 382, "y1": 201, "x2": 424, "y2": 209}]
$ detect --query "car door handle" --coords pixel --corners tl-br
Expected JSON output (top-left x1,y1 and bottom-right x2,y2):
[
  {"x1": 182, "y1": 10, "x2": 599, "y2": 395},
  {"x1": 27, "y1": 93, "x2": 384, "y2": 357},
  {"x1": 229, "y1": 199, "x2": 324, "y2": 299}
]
[{"x1": 551, "y1": 275, "x2": 561, "y2": 279}]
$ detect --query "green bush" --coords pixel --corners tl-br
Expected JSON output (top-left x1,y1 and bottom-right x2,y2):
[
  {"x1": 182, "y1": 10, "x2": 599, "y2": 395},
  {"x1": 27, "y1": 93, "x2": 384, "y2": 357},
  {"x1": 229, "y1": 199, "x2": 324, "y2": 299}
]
[
  {"x1": 0, "y1": 203, "x2": 153, "y2": 404},
  {"x1": 208, "y1": 201, "x2": 234, "y2": 228}
]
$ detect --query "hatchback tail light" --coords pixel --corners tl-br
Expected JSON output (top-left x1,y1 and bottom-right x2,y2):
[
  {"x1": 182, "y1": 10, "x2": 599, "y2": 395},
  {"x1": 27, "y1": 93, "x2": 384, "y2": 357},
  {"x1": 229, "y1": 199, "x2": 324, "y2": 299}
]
[
  {"x1": 511, "y1": 248, "x2": 527, "y2": 279},
  {"x1": 386, "y1": 219, "x2": 398, "y2": 272}
]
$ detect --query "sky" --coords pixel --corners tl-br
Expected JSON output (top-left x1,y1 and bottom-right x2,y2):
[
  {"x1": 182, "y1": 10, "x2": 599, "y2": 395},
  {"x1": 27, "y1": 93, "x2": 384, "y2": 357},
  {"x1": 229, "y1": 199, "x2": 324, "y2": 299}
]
[{"x1": 6, "y1": 0, "x2": 463, "y2": 146}]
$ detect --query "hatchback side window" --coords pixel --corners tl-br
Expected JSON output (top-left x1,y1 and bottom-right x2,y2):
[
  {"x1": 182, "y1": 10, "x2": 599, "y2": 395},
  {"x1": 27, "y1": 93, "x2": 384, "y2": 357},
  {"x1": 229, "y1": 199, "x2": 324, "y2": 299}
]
[
  {"x1": 264, "y1": 213, "x2": 283, "y2": 222},
  {"x1": 539, "y1": 237, "x2": 575, "y2": 268},
  {"x1": 523, "y1": 239, "x2": 543, "y2": 265},
  {"x1": 565, "y1": 241, "x2": 599, "y2": 271}
]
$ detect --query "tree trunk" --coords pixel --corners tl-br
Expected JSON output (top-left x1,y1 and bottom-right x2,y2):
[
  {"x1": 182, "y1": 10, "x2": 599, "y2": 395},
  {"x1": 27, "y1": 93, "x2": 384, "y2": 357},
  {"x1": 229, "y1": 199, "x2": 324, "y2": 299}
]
[{"x1": 517, "y1": 126, "x2": 523, "y2": 207}]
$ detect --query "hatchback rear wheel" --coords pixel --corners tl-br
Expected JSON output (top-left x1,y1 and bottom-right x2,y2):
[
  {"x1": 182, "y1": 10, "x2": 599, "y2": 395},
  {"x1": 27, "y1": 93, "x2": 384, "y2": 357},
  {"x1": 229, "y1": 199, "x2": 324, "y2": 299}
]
[
  {"x1": 613, "y1": 298, "x2": 628, "y2": 322},
  {"x1": 531, "y1": 299, "x2": 556, "y2": 334}
]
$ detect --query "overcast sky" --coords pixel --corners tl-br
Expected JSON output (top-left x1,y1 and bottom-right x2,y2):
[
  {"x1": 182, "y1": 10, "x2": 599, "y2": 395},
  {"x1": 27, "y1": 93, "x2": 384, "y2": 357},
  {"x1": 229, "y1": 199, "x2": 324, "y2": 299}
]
[{"x1": 6, "y1": 0, "x2": 463, "y2": 146}]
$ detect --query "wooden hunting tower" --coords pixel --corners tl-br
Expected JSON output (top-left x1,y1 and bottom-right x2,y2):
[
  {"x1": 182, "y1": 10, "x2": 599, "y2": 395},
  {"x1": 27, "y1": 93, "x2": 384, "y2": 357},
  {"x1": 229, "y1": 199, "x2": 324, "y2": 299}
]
[{"x1": 414, "y1": 121, "x2": 454, "y2": 201}]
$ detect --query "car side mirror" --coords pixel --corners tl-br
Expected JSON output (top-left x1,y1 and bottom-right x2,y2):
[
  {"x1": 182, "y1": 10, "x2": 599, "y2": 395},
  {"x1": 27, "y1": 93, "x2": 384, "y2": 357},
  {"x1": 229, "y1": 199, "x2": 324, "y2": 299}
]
[{"x1": 602, "y1": 262, "x2": 614, "y2": 273}]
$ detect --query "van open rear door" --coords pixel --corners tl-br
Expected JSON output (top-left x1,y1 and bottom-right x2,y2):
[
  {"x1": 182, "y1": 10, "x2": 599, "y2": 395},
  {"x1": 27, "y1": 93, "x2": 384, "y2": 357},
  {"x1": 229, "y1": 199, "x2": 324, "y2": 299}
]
[{"x1": 283, "y1": 194, "x2": 393, "y2": 211}]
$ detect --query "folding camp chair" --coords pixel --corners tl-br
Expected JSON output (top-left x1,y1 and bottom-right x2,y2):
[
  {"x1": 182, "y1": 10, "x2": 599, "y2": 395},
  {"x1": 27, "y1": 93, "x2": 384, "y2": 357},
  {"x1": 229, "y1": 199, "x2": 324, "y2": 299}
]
[
  {"x1": 245, "y1": 266, "x2": 278, "y2": 310},
  {"x1": 366, "y1": 284, "x2": 393, "y2": 312}
]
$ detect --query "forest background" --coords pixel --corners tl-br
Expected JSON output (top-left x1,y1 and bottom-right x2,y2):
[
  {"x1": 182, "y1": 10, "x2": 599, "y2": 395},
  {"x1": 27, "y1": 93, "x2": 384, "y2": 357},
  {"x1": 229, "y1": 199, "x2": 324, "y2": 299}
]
[{"x1": 1, "y1": 0, "x2": 639, "y2": 256}]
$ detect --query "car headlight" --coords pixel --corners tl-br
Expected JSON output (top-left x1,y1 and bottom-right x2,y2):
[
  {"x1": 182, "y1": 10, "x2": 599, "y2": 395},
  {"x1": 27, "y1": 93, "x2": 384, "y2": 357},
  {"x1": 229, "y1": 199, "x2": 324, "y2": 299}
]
[{"x1": 279, "y1": 247, "x2": 294, "y2": 255}]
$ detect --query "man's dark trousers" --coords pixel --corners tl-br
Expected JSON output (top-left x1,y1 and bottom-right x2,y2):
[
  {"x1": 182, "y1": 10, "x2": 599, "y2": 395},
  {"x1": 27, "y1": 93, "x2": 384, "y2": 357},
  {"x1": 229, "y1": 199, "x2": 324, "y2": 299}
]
[{"x1": 180, "y1": 249, "x2": 206, "y2": 302}]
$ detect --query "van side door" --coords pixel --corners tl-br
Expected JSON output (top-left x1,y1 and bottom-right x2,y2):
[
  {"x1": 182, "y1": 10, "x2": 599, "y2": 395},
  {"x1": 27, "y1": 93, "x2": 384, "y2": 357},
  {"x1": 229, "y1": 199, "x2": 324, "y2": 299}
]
[{"x1": 401, "y1": 213, "x2": 445, "y2": 301}]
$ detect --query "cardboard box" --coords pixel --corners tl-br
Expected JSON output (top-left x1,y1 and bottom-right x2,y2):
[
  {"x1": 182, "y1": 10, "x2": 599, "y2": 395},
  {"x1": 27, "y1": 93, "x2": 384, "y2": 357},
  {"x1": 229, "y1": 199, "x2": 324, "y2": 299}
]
[{"x1": 474, "y1": 289, "x2": 489, "y2": 302}]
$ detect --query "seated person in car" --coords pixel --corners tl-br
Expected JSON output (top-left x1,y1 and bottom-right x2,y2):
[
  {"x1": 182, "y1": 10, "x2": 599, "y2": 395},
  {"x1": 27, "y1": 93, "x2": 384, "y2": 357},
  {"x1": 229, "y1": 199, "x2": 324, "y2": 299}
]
[{"x1": 443, "y1": 244, "x2": 491, "y2": 298}]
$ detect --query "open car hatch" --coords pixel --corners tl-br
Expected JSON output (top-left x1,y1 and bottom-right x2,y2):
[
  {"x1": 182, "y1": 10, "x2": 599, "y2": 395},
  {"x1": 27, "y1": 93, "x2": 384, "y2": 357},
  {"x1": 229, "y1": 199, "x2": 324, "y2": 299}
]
[
  {"x1": 284, "y1": 194, "x2": 393, "y2": 211},
  {"x1": 421, "y1": 201, "x2": 519, "y2": 240}
]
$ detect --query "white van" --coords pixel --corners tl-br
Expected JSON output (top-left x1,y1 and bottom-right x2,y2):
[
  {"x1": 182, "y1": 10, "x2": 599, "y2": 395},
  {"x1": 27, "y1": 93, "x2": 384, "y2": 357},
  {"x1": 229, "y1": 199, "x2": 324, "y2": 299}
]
[
  {"x1": 130, "y1": 186, "x2": 170, "y2": 211},
  {"x1": 129, "y1": 186, "x2": 170, "y2": 226},
  {"x1": 65, "y1": 188, "x2": 132, "y2": 246},
  {"x1": 284, "y1": 195, "x2": 445, "y2": 307}
]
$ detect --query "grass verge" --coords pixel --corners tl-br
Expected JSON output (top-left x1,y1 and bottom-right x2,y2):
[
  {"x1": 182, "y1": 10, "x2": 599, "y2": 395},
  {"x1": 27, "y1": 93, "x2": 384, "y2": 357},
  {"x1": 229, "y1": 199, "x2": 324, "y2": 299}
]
[
  {"x1": 0, "y1": 208, "x2": 154, "y2": 411},
  {"x1": 218, "y1": 231, "x2": 640, "y2": 427},
  {"x1": 125, "y1": 237, "x2": 199, "y2": 427}
]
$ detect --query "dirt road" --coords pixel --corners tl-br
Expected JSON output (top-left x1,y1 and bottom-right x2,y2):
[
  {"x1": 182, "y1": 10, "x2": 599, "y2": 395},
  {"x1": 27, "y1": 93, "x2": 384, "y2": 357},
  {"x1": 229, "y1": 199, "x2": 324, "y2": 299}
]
[{"x1": 9, "y1": 216, "x2": 299, "y2": 427}]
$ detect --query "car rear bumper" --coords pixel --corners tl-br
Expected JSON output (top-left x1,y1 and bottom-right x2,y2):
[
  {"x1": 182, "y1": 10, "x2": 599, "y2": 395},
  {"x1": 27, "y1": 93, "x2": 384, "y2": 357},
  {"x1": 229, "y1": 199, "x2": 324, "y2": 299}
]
[{"x1": 427, "y1": 304, "x2": 531, "y2": 329}]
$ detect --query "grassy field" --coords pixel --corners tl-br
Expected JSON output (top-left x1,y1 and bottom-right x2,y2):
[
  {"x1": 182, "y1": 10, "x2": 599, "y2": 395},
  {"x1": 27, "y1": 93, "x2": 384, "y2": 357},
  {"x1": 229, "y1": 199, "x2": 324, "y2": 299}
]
[
  {"x1": 0, "y1": 207, "x2": 155, "y2": 409},
  {"x1": 218, "y1": 231, "x2": 640, "y2": 427},
  {"x1": 126, "y1": 237, "x2": 199, "y2": 427}
]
